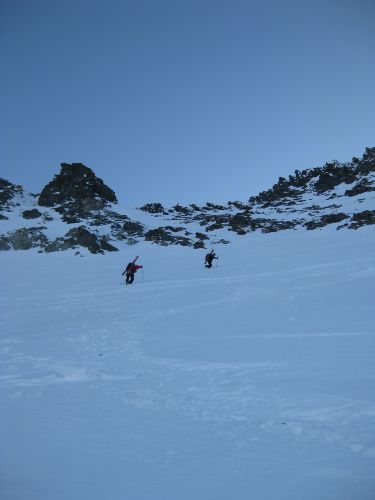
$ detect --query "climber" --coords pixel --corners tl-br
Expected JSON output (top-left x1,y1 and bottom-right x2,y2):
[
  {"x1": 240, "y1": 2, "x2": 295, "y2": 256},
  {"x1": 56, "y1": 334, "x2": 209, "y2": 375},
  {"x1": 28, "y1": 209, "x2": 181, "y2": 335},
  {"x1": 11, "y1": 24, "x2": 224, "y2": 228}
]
[
  {"x1": 122, "y1": 258, "x2": 143, "y2": 284},
  {"x1": 204, "y1": 250, "x2": 218, "y2": 268}
]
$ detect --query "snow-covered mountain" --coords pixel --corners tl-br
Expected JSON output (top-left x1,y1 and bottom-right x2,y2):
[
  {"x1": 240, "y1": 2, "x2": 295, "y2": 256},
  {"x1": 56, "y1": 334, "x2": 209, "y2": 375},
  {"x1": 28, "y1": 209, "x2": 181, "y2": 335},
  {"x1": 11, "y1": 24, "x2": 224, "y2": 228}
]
[
  {"x1": 1, "y1": 149, "x2": 375, "y2": 499},
  {"x1": 1, "y1": 147, "x2": 374, "y2": 254}
]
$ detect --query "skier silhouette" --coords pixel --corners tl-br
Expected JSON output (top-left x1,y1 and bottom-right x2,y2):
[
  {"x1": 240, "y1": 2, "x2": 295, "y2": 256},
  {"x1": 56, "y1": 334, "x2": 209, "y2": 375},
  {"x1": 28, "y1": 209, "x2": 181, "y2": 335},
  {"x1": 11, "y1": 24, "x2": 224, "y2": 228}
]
[{"x1": 204, "y1": 250, "x2": 218, "y2": 268}]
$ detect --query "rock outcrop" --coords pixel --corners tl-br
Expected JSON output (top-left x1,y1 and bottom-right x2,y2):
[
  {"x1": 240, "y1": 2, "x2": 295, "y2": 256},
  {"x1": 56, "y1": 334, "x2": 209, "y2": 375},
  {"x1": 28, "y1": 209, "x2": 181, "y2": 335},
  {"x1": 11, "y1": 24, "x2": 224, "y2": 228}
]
[
  {"x1": 38, "y1": 163, "x2": 117, "y2": 222},
  {"x1": 0, "y1": 227, "x2": 48, "y2": 251},
  {"x1": 44, "y1": 226, "x2": 118, "y2": 254},
  {"x1": 1, "y1": 147, "x2": 374, "y2": 254},
  {"x1": 0, "y1": 179, "x2": 24, "y2": 216}
]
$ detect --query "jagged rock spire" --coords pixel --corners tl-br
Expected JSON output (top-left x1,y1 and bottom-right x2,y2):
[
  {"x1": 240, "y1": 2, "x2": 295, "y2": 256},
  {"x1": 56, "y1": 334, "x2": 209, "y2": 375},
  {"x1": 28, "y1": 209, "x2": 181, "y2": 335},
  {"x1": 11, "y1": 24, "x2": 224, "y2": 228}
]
[{"x1": 38, "y1": 163, "x2": 117, "y2": 209}]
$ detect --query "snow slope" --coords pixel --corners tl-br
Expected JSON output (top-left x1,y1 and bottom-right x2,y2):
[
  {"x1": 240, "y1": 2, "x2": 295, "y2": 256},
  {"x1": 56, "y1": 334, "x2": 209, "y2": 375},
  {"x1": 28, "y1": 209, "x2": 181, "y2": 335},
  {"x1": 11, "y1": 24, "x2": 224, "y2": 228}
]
[
  {"x1": 1, "y1": 227, "x2": 375, "y2": 500},
  {"x1": 2, "y1": 151, "x2": 375, "y2": 253}
]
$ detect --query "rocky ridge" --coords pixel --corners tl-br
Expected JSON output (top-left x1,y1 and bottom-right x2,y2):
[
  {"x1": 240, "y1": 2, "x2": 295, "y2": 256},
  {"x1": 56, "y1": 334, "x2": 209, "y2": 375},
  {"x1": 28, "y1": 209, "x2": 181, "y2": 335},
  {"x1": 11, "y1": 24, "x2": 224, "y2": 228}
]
[{"x1": 1, "y1": 148, "x2": 374, "y2": 254}]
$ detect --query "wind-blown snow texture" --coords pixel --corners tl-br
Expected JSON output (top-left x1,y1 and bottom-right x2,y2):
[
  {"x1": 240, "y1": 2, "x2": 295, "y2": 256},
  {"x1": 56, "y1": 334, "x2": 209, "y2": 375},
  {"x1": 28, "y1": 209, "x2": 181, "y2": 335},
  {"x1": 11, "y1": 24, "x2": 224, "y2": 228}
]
[{"x1": 1, "y1": 227, "x2": 374, "y2": 500}]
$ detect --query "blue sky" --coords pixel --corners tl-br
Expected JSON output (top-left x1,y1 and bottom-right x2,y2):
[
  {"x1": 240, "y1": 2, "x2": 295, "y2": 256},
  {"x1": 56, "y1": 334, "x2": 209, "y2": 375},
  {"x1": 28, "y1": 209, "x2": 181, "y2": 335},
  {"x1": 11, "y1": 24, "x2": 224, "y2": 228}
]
[{"x1": 0, "y1": 0, "x2": 374, "y2": 206}]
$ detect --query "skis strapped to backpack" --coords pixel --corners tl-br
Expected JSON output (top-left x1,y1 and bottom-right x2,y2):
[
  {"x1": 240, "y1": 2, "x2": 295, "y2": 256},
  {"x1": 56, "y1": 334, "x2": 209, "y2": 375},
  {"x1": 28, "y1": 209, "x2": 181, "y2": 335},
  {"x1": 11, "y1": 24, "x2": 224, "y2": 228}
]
[{"x1": 123, "y1": 256, "x2": 139, "y2": 275}]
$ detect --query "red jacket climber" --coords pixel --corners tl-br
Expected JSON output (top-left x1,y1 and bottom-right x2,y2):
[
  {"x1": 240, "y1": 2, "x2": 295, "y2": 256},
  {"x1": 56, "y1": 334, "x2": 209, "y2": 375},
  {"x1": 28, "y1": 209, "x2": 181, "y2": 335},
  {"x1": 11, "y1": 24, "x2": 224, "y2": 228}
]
[{"x1": 122, "y1": 261, "x2": 143, "y2": 284}]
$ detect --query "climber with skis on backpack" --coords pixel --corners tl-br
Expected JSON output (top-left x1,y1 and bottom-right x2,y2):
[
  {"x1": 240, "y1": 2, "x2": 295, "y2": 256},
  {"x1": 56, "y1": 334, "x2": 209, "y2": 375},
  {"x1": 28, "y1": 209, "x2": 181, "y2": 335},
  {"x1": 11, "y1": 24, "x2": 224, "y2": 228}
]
[
  {"x1": 204, "y1": 250, "x2": 218, "y2": 268},
  {"x1": 122, "y1": 257, "x2": 143, "y2": 284}
]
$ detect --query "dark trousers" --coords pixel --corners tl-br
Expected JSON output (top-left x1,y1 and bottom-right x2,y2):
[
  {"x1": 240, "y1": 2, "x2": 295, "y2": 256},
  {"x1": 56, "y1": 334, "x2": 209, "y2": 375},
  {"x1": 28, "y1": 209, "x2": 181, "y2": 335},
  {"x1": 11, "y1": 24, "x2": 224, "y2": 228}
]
[{"x1": 126, "y1": 272, "x2": 135, "y2": 284}]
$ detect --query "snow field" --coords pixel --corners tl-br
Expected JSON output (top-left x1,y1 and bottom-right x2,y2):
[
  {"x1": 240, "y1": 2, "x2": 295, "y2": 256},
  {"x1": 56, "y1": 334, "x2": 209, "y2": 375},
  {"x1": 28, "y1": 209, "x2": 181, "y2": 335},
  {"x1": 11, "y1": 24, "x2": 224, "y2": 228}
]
[{"x1": 1, "y1": 228, "x2": 375, "y2": 500}]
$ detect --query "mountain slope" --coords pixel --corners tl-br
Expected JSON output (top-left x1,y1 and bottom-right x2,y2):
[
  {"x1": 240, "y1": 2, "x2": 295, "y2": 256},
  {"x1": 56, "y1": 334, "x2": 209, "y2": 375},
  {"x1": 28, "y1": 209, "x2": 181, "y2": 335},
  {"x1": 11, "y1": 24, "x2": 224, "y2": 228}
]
[
  {"x1": 1, "y1": 228, "x2": 374, "y2": 500},
  {"x1": 1, "y1": 147, "x2": 374, "y2": 253}
]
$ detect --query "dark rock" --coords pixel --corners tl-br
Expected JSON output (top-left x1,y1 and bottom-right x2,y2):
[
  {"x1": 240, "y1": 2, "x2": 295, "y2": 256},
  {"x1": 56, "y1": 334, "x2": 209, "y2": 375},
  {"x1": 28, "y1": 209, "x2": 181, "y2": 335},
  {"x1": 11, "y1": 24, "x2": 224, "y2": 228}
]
[
  {"x1": 144, "y1": 228, "x2": 172, "y2": 245},
  {"x1": 320, "y1": 212, "x2": 349, "y2": 224},
  {"x1": 349, "y1": 210, "x2": 375, "y2": 229},
  {"x1": 144, "y1": 227, "x2": 192, "y2": 247},
  {"x1": 38, "y1": 163, "x2": 117, "y2": 213},
  {"x1": 139, "y1": 203, "x2": 166, "y2": 214},
  {"x1": 228, "y1": 213, "x2": 251, "y2": 234},
  {"x1": 22, "y1": 209, "x2": 42, "y2": 219},
  {"x1": 193, "y1": 240, "x2": 205, "y2": 249},
  {"x1": 305, "y1": 212, "x2": 349, "y2": 230},
  {"x1": 55, "y1": 207, "x2": 82, "y2": 224},
  {"x1": 197, "y1": 214, "x2": 230, "y2": 229},
  {"x1": 0, "y1": 227, "x2": 48, "y2": 250},
  {"x1": 205, "y1": 202, "x2": 226, "y2": 211},
  {"x1": 345, "y1": 179, "x2": 375, "y2": 197},
  {"x1": 0, "y1": 178, "x2": 24, "y2": 210},
  {"x1": 172, "y1": 204, "x2": 192, "y2": 215},
  {"x1": 261, "y1": 220, "x2": 298, "y2": 233},
  {"x1": 250, "y1": 177, "x2": 303, "y2": 205},
  {"x1": 314, "y1": 164, "x2": 357, "y2": 193},
  {"x1": 249, "y1": 150, "x2": 374, "y2": 205},
  {"x1": 190, "y1": 204, "x2": 202, "y2": 212},
  {"x1": 45, "y1": 226, "x2": 118, "y2": 254},
  {"x1": 206, "y1": 223, "x2": 225, "y2": 232},
  {"x1": 0, "y1": 237, "x2": 11, "y2": 250},
  {"x1": 44, "y1": 238, "x2": 73, "y2": 253},
  {"x1": 66, "y1": 226, "x2": 113, "y2": 253},
  {"x1": 362, "y1": 147, "x2": 375, "y2": 161},
  {"x1": 195, "y1": 232, "x2": 209, "y2": 240},
  {"x1": 85, "y1": 210, "x2": 144, "y2": 240},
  {"x1": 99, "y1": 237, "x2": 119, "y2": 252},
  {"x1": 228, "y1": 201, "x2": 247, "y2": 210},
  {"x1": 304, "y1": 202, "x2": 341, "y2": 212},
  {"x1": 121, "y1": 220, "x2": 145, "y2": 238}
]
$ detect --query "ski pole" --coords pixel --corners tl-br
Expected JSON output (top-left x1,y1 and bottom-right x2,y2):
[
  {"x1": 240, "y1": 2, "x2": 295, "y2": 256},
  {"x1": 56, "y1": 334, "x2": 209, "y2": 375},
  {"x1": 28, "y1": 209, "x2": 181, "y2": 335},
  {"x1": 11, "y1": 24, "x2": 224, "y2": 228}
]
[{"x1": 142, "y1": 268, "x2": 145, "y2": 281}]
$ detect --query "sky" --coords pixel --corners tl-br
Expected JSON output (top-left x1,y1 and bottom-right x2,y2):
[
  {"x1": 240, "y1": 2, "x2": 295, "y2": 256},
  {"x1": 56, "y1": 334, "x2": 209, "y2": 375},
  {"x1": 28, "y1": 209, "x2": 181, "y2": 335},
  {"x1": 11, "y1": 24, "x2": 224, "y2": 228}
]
[{"x1": 0, "y1": 0, "x2": 374, "y2": 207}]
